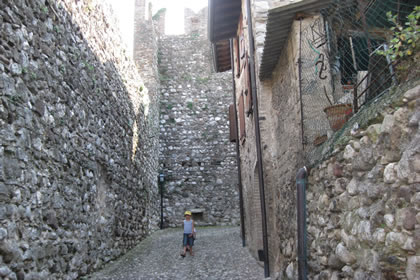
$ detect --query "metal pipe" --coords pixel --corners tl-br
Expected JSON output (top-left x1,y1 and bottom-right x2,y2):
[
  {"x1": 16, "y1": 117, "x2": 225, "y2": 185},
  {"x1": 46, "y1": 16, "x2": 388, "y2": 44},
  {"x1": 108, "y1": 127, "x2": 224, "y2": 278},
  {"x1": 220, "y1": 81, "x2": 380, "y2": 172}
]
[
  {"x1": 245, "y1": 0, "x2": 270, "y2": 277},
  {"x1": 298, "y1": 17, "x2": 305, "y2": 149},
  {"x1": 230, "y1": 39, "x2": 246, "y2": 247},
  {"x1": 296, "y1": 166, "x2": 308, "y2": 280}
]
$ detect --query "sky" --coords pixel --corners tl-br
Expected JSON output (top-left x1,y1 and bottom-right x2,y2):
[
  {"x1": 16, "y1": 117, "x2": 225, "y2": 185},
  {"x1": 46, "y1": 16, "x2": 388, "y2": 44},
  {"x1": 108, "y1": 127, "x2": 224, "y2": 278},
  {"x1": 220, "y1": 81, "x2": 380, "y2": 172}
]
[{"x1": 153, "y1": 0, "x2": 208, "y2": 34}]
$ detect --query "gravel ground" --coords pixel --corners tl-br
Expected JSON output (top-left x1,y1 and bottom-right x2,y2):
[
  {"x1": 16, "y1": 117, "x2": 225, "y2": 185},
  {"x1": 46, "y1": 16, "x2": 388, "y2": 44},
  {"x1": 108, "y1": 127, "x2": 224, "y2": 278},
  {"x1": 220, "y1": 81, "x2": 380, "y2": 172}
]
[{"x1": 85, "y1": 226, "x2": 268, "y2": 280}]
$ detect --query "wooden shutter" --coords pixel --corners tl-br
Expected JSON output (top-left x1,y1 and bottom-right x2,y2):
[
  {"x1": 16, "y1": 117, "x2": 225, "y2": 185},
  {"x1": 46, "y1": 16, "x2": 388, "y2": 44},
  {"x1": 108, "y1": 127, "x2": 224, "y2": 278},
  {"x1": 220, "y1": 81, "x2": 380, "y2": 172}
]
[
  {"x1": 238, "y1": 92, "x2": 246, "y2": 142},
  {"x1": 229, "y1": 104, "x2": 237, "y2": 142},
  {"x1": 235, "y1": 37, "x2": 241, "y2": 77},
  {"x1": 245, "y1": 57, "x2": 253, "y2": 116}
]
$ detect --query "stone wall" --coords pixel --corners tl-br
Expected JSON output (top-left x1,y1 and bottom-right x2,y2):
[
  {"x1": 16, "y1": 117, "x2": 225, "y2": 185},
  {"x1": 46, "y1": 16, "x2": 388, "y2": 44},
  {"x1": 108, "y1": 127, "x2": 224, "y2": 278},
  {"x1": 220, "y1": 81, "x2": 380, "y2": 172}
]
[
  {"x1": 227, "y1": 1, "x2": 419, "y2": 278},
  {"x1": 300, "y1": 84, "x2": 420, "y2": 280},
  {"x1": 250, "y1": 0, "x2": 269, "y2": 68},
  {"x1": 158, "y1": 33, "x2": 239, "y2": 227},
  {"x1": 233, "y1": 0, "x2": 304, "y2": 268},
  {"x1": 260, "y1": 19, "x2": 303, "y2": 274},
  {"x1": 0, "y1": 0, "x2": 160, "y2": 279},
  {"x1": 152, "y1": 7, "x2": 166, "y2": 36},
  {"x1": 232, "y1": 0, "x2": 263, "y2": 261},
  {"x1": 134, "y1": 0, "x2": 160, "y2": 106},
  {"x1": 184, "y1": 8, "x2": 208, "y2": 36}
]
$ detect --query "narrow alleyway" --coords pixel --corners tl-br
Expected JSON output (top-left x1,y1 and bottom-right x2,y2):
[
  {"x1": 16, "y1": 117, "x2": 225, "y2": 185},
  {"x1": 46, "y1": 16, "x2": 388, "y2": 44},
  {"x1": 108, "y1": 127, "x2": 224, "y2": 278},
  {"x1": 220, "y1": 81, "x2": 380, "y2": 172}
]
[{"x1": 85, "y1": 227, "x2": 267, "y2": 280}]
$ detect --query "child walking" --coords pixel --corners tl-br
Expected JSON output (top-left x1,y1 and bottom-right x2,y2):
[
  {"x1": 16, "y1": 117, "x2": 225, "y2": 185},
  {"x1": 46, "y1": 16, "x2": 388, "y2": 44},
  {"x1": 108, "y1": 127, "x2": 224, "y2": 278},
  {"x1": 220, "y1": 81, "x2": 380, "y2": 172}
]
[{"x1": 181, "y1": 211, "x2": 194, "y2": 257}]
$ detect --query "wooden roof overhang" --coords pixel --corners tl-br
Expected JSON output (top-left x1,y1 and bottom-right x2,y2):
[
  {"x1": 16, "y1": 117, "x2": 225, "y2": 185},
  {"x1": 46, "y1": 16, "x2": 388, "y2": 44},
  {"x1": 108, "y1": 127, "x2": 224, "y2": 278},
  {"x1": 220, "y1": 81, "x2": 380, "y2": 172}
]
[{"x1": 208, "y1": 0, "x2": 242, "y2": 72}]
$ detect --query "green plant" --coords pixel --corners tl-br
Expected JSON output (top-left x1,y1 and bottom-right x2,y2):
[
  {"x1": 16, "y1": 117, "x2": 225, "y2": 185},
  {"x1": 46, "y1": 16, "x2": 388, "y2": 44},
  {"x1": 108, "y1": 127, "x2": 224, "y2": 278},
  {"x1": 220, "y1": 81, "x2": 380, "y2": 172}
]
[
  {"x1": 196, "y1": 76, "x2": 210, "y2": 84},
  {"x1": 377, "y1": 6, "x2": 420, "y2": 61},
  {"x1": 166, "y1": 104, "x2": 173, "y2": 110},
  {"x1": 53, "y1": 25, "x2": 61, "y2": 33},
  {"x1": 187, "y1": 102, "x2": 193, "y2": 110},
  {"x1": 159, "y1": 73, "x2": 169, "y2": 82},
  {"x1": 182, "y1": 74, "x2": 192, "y2": 81}
]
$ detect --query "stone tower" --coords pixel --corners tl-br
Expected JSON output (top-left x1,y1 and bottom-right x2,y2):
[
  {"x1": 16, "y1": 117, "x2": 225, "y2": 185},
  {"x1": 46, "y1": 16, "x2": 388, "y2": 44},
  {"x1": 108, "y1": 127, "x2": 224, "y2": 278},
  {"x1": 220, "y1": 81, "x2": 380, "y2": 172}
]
[{"x1": 158, "y1": 8, "x2": 239, "y2": 227}]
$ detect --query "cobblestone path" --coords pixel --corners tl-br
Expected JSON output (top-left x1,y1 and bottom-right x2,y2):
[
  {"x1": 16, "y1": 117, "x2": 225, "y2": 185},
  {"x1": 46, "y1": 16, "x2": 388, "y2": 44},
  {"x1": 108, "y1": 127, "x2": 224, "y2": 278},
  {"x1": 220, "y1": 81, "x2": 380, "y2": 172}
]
[{"x1": 86, "y1": 226, "x2": 267, "y2": 280}]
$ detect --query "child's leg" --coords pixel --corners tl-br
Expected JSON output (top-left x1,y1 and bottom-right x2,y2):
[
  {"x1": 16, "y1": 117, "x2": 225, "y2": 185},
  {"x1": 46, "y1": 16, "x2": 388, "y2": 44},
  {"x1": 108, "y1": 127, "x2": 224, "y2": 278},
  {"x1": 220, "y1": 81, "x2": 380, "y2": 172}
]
[
  {"x1": 188, "y1": 237, "x2": 194, "y2": 255},
  {"x1": 181, "y1": 234, "x2": 187, "y2": 256}
]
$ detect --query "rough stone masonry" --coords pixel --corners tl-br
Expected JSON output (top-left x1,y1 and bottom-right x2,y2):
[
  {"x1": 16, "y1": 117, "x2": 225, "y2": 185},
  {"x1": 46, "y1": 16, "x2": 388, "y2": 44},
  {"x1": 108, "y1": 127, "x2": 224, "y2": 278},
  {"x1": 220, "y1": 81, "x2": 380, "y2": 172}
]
[
  {"x1": 303, "y1": 83, "x2": 420, "y2": 280},
  {"x1": 158, "y1": 8, "x2": 240, "y2": 227},
  {"x1": 0, "y1": 0, "x2": 160, "y2": 279}
]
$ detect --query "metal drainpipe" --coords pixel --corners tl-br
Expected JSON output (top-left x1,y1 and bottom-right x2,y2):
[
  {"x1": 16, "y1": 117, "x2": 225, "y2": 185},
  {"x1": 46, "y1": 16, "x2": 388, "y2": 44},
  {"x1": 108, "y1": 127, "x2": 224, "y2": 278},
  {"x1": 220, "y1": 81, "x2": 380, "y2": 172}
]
[
  {"x1": 298, "y1": 17, "x2": 305, "y2": 149},
  {"x1": 296, "y1": 166, "x2": 308, "y2": 280},
  {"x1": 245, "y1": 0, "x2": 270, "y2": 277},
  {"x1": 230, "y1": 39, "x2": 246, "y2": 247}
]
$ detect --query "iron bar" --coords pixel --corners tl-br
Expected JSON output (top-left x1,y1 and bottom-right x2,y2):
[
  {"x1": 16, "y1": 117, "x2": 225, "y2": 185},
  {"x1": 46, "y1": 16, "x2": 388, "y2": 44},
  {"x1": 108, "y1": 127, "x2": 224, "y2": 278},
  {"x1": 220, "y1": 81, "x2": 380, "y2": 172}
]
[
  {"x1": 356, "y1": 60, "x2": 397, "y2": 101},
  {"x1": 353, "y1": 79, "x2": 358, "y2": 113},
  {"x1": 246, "y1": 0, "x2": 270, "y2": 277},
  {"x1": 359, "y1": 72, "x2": 396, "y2": 107},
  {"x1": 353, "y1": 51, "x2": 398, "y2": 102},
  {"x1": 298, "y1": 17, "x2": 305, "y2": 148},
  {"x1": 230, "y1": 39, "x2": 246, "y2": 247},
  {"x1": 358, "y1": 0, "x2": 373, "y2": 99}
]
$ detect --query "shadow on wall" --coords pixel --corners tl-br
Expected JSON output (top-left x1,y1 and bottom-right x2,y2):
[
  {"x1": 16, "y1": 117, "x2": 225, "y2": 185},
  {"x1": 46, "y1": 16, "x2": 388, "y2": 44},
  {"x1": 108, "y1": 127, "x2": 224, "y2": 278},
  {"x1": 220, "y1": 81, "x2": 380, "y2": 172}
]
[{"x1": 0, "y1": 0, "x2": 159, "y2": 278}]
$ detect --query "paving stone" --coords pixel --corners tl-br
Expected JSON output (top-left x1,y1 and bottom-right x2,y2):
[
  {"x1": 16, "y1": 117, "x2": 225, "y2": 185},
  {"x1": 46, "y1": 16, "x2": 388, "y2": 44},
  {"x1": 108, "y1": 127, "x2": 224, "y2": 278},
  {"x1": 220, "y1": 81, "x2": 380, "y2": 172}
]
[{"x1": 86, "y1": 227, "x2": 267, "y2": 280}]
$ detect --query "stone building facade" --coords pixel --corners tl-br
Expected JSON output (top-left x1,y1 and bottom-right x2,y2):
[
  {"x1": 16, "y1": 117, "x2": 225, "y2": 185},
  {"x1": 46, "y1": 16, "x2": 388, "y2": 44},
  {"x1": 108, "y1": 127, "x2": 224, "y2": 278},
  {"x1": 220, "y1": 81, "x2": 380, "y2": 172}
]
[
  {"x1": 209, "y1": 0, "x2": 419, "y2": 279},
  {"x1": 158, "y1": 8, "x2": 239, "y2": 227},
  {"x1": 0, "y1": 0, "x2": 160, "y2": 279}
]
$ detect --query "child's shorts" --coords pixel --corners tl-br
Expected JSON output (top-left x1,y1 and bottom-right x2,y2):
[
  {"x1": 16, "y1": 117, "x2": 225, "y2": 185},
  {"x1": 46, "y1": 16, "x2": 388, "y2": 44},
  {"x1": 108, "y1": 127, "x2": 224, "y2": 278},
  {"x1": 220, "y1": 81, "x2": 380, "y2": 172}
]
[{"x1": 183, "y1": 233, "x2": 193, "y2": 247}]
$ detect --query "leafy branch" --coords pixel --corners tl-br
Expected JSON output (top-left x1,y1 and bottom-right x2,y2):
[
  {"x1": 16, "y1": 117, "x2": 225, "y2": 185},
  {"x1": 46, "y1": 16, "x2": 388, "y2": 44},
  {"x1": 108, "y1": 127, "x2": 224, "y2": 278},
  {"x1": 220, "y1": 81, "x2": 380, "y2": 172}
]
[{"x1": 377, "y1": 6, "x2": 420, "y2": 61}]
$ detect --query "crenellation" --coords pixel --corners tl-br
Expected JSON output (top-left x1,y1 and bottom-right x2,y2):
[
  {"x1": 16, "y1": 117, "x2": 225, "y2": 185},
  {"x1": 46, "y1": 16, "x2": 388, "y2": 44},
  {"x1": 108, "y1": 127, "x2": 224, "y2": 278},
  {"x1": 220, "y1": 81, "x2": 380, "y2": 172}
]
[{"x1": 184, "y1": 7, "x2": 208, "y2": 36}]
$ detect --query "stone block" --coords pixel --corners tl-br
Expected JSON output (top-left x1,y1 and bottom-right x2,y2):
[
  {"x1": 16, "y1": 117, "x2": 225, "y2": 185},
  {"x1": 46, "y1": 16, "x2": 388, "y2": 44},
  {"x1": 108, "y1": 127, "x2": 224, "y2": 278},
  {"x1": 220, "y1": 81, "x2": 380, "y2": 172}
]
[
  {"x1": 335, "y1": 243, "x2": 356, "y2": 264},
  {"x1": 384, "y1": 163, "x2": 398, "y2": 184},
  {"x1": 403, "y1": 85, "x2": 420, "y2": 101}
]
